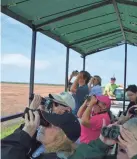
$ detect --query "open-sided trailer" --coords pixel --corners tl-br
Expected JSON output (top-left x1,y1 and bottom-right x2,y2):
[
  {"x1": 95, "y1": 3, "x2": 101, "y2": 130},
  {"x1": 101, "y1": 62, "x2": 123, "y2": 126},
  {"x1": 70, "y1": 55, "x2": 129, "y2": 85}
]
[{"x1": 1, "y1": 0, "x2": 137, "y2": 122}]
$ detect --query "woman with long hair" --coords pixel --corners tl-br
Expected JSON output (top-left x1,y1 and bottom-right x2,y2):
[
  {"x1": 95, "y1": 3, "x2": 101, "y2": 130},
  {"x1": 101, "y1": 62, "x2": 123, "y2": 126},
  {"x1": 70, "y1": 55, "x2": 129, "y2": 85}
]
[
  {"x1": 125, "y1": 85, "x2": 137, "y2": 114},
  {"x1": 88, "y1": 75, "x2": 102, "y2": 96}
]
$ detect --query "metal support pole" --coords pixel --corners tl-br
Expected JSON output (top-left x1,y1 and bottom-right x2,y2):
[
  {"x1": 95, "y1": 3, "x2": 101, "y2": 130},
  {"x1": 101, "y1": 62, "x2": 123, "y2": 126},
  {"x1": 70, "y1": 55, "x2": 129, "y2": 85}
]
[
  {"x1": 83, "y1": 56, "x2": 86, "y2": 71},
  {"x1": 65, "y1": 47, "x2": 69, "y2": 91},
  {"x1": 123, "y1": 43, "x2": 127, "y2": 111},
  {"x1": 29, "y1": 30, "x2": 37, "y2": 105}
]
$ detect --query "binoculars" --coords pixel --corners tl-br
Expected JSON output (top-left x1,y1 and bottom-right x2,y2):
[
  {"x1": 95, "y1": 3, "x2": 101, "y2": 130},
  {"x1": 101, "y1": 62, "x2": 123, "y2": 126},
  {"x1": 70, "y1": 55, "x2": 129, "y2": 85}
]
[
  {"x1": 101, "y1": 125, "x2": 120, "y2": 140},
  {"x1": 30, "y1": 94, "x2": 54, "y2": 111},
  {"x1": 23, "y1": 107, "x2": 50, "y2": 127},
  {"x1": 85, "y1": 95, "x2": 97, "y2": 102},
  {"x1": 85, "y1": 95, "x2": 92, "y2": 101}
]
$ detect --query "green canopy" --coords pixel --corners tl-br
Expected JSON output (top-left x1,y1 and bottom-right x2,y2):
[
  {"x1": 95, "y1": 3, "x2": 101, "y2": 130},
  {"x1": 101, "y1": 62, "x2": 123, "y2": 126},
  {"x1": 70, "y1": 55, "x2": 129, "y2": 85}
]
[{"x1": 1, "y1": 0, "x2": 137, "y2": 55}]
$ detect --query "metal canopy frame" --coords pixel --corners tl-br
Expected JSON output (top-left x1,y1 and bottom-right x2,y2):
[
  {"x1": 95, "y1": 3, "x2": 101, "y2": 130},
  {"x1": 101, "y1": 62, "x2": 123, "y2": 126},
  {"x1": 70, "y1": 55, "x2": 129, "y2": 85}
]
[
  {"x1": 112, "y1": 0, "x2": 126, "y2": 41},
  {"x1": 65, "y1": 47, "x2": 70, "y2": 91},
  {"x1": 112, "y1": 0, "x2": 127, "y2": 109},
  {"x1": 1, "y1": 0, "x2": 137, "y2": 55},
  {"x1": 1, "y1": 0, "x2": 137, "y2": 122},
  {"x1": 83, "y1": 56, "x2": 86, "y2": 71},
  {"x1": 123, "y1": 43, "x2": 127, "y2": 111},
  {"x1": 29, "y1": 30, "x2": 37, "y2": 104},
  {"x1": 116, "y1": 0, "x2": 137, "y2": 6},
  {"x1": 81, "y1": 56, "x2": 86, "y2": 71}
]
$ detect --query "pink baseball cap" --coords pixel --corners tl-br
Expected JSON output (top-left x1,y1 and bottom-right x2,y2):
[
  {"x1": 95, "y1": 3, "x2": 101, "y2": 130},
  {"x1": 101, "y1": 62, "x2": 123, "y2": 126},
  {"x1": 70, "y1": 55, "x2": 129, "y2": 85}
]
[{"x1": 96, "y1": 95, "x2": 111, "y2": 109}]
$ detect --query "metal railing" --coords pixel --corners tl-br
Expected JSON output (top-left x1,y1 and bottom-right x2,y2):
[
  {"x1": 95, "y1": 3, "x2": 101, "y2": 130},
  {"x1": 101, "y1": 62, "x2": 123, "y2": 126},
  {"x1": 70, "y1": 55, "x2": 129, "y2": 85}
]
[
  {"x1": 0, "y1": 98, "x2": 129, "y2": 122},
  {"x1": 1, "y1": 113, "x2": 23, "y2": 122}
]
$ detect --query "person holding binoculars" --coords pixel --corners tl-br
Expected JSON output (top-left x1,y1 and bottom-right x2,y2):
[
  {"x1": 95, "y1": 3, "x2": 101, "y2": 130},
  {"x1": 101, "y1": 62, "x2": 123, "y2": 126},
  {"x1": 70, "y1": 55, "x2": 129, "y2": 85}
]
[
  {"x1": 70, "y1": 71, "x2": 91, "y2": 115},
  {"x1": 68, "y1": 70, "x2": 79, "y2": 91},
  {"x1": 1, "y1": 92, "x2": 80, "y2": 159},
  {"x1": 88, "y1": 75, "x2": 102, "y2": 96},
  {"x1": 2, "y1": 93, "x2": 137, "y2": 159},
  {"x1": 77, "y1": 95, "x2": 111, "y2": 144}
]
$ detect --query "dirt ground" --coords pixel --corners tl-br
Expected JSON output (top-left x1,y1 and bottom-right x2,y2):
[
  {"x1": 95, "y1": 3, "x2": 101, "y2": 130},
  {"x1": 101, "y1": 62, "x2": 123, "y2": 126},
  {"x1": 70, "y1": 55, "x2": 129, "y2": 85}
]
[
  {"x1": 0, "y1": 83, "x2": 64, "y2": 130},
  {"x1": 1, "y1": 83, "x2": 64, "y2": 117}
]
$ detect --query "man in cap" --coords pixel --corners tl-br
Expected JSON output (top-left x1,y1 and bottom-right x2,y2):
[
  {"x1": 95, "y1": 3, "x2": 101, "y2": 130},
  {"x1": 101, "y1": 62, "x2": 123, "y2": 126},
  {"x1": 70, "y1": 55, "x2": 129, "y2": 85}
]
[
  {"x1": 1, "y1": 102, "x2": 81, "y2": 159},
  {"x1": 30, "y1": 92, "x2": 75, "y2": 115},
  {"x1": 104, "y1": 77, "x2": 122, "y2": 98},
  {"x1": 29, "y1": 92, "x2": 76, "y2": 158}
]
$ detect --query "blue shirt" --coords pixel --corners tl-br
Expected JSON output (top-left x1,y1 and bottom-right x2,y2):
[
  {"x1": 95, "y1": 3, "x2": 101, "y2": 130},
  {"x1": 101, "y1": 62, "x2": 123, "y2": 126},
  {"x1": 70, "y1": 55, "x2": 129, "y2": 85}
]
[
  {"x1": 89, "y1": 85, "x2": 102, "y2": 96},
  {"x1": 74, "y1": 85, "x2": 89, "y2": 115}
]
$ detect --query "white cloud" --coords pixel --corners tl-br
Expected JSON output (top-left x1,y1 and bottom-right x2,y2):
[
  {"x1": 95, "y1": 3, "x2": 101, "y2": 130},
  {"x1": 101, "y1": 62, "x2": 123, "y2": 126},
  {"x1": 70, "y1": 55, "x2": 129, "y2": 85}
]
[{"x1": 1, "y1": 53, "x2": 50, "y2": 70}]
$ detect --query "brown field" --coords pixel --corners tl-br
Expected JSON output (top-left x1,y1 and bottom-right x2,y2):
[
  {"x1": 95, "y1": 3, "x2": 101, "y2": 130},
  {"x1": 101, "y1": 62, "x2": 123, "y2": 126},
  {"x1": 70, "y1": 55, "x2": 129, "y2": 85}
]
[{"x1": 1, "y1": 83, "x2": 64, "y2": 117}]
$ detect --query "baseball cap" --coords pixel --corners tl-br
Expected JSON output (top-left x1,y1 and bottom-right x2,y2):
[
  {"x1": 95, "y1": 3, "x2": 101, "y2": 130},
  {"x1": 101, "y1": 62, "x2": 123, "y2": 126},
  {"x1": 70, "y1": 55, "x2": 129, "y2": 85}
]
[
  {"x1": 111, "y1": 77, "x2": 116, "y2": 81},
  {"x1": 96, "y1": 95, "x2": 111, "y2": 109},
  {"x1": 49, "y1": 92, "x2": 75, "y2": 110},
  {"x1": 40, "y1": 111, "x2": 81, "y2": 142}
]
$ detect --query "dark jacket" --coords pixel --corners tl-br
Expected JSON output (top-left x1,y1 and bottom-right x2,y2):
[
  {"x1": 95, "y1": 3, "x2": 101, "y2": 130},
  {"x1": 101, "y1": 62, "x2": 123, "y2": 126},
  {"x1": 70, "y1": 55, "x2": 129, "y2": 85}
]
[
  {"x1": 1, "y1": 125, "x2": 52, "y2": 159},
  {"x1": 1, "y1": 126, "x2": 137, "y2": 159},
  {"x1": 70, "y1": 140, "x2": 137, "y2": 159}
]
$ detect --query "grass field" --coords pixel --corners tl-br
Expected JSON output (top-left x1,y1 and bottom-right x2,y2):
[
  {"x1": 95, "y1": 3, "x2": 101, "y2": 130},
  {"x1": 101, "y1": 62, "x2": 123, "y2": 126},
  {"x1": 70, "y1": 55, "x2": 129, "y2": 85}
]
[{"x1": 1, "y1": 122, "x2": 22, "y2": 139}]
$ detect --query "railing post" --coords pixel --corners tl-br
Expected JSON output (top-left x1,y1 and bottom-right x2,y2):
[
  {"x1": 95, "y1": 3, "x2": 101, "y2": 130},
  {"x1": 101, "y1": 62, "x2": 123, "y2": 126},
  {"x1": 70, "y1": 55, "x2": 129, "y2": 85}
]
[
  {"x1": 29, "y1": 30, "x2": 37, "y2": 105},
  {"x1": 65, "y1": 47, "x2": 69, "y2": 91},
  {"x1": 83, "y1": 56, "x2": 86, "y2": 71},
  {"x1": 123, "y1": 43, "x2": 127, "y2": 111},
  {"x1": 81, "y1": 55, "x2": 86, "y2": 71}
]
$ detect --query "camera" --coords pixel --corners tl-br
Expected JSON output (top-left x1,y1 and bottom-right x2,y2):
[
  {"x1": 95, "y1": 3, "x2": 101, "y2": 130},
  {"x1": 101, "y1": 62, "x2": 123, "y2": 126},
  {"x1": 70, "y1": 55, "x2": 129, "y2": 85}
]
[
  {"x1": 129, "y1": 107, "x2": 137, "y2": 117},
  {"x1": 101, "y1": 125, "x2": 120, "y2": 140}
]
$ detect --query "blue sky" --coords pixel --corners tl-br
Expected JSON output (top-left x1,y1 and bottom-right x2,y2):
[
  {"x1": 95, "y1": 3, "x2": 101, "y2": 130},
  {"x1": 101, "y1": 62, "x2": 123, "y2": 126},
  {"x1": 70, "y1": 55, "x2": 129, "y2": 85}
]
[{"x1": 1, "y1": 13, "x2": 137, "y2": 86}]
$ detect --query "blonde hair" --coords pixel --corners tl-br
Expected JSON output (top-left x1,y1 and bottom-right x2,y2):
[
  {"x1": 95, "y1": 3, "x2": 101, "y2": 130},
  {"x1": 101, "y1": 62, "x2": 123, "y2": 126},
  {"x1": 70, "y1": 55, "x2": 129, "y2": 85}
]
[{"x1": 46, "y1": 129, "x2": 75, "y2": 155}]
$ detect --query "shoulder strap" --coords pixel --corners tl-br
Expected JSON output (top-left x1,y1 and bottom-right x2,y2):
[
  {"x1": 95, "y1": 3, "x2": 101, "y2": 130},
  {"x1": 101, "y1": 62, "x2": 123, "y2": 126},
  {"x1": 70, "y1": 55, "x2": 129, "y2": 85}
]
[{"x1": 107, "y1": 110, "x2": 116, "y2": 124}]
